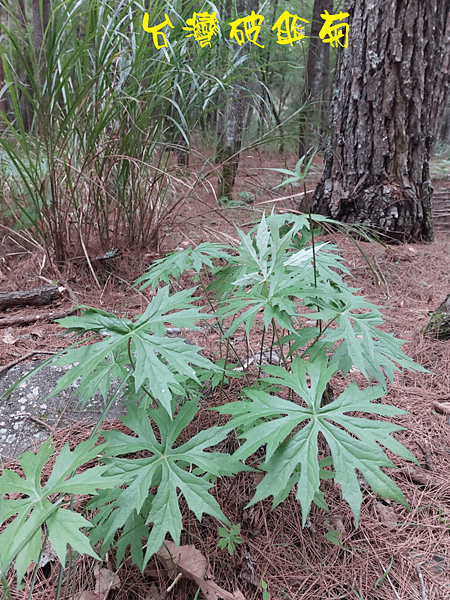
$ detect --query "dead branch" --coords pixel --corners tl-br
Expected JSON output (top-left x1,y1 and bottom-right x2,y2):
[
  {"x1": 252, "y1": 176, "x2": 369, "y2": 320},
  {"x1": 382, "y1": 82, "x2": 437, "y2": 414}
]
[
  {"x1": 0, "y1": 286, "x2": 65, "y2": 310},
  {"x1": 0, "y1": 350, "x2": 55, "y2": 375},
  {"x1": 0, "y1": 308, "x2": 74, "y2": 328}
]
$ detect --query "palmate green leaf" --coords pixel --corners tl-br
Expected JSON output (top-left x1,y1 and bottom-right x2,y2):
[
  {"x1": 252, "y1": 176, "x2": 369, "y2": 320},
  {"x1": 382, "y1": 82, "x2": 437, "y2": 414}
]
[
  {"x1": 208, "y1": 261, "x2": 244, "y2": 301},
  {"x1": 0, "y1": 498, "x2": 58, "y2": 583},
  {"x1": 326, "y1": 316, "x2": 423, "y2": 388},
  {"x1": 135, "y1": 242, "x2": 230, "y2": 290},
  {"x1": 115, "y1": 507, "x2": 150, "y2": 570},
  {"x1": 237, "y1": 224, "x2": 260, "y2": 267},
  {"x1": 217, "y1": 251, "x2": 320, "y2": 337},
  {"x1": 46, "y1": 509, "x2": 100, "y2": 562},
  {"x1": 210, "y1": 212, "x2": 317, "y2": 302},
  {"x1": 57, "y1": 307, "x2": 134, "y2": 336},
  {"x1": 195, "y1": 358, "x2": 246, "y2": 390},
  {"x1": 217, "y1": 353, "x2": 415, "y2": 526},
  {"x1": 0, "y1": 438, "x2": 121, "y2": 583},
  {"x1": 50, "y1": 287, "x2": 216, "y2": 414},
  {"x1": 70, "y1": 351, "x2": 130, "y2": 404},
  {"x1": 255, "y1": 212, "x2": 270, "y2": 261},
  {"x1": 211, "y1": 213, "x2": 347, "y2": 339},
  {"x1": 217, "y1": 292, "x2": 298, "y2": 338},
  {"x1": 283, "y1": 243, "x2": 327, "y2": 269},
  {"x1": 231, "y1": 271, "x2": 265, "y2": 287},
  {"x1": 45, "y1": 339, "x2": 128, "y2": 404},
  {"x1": 143, "y1": 475, "x2": 182, "y2": 565},
  {"x1": 215, "y1": 299, "x2": 265, "y2": 338},
  {"x1": 89, "y1": 401, "x2": 247, "y2": 569},
  {"x1": 292, "y1": 281, "x2": 426, "y2": 387},
  {"x1": 225, "y1": 218, "x2": 405, "y2": 387}
]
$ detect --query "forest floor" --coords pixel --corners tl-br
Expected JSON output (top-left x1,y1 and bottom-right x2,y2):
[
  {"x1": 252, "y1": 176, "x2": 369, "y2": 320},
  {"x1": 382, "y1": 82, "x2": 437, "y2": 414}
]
[{"x1": 1, "y1": 149, "x2": 450, "y2": 599}]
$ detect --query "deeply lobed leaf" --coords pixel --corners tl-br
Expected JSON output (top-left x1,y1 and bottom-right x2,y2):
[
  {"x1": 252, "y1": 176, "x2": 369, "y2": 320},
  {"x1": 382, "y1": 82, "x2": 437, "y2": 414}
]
[
  {"x1": 51, "y1": 287, "x2": 216, "y2": 414},
  {"x1": 0, "y1": 438, "x2": 121, "y2": 582},
  {"x1": 88, "y1": 402, "x2": 247, "y2": 569},
  {"x1": 217, "y1": 354, "x2": 416, "y2": 526}
]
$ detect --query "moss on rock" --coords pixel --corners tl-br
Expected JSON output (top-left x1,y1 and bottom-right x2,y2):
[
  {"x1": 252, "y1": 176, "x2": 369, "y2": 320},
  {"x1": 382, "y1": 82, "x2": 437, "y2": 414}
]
[{"x1": 424, "y1": 293, "x2": 450, "y2": 340}]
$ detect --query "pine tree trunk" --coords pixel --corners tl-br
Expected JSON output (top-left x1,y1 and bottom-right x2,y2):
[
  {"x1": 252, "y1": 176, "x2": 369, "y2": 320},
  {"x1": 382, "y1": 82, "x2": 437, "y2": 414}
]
[
  {"x1": 439, "y1": 105, "x2": 450, "y2": 144},
  {"x1": 311, "y1": 0, "x2": 450, "y2": 242},
  {"x1": 0, "y1": 4, "x2": 7, "y2": 117},
  {"x1": 217, "y1": 0, "x2": 258, "y2": 201},
  {"x1": 15, "y1": 0, "x2": 33, "y2": 131},
  {"x1": 217, "y1": 85, "x2": 245, "y2": 200},
  {"x1": 298, "y1": 0, "x2": 333, "y2": 158}
]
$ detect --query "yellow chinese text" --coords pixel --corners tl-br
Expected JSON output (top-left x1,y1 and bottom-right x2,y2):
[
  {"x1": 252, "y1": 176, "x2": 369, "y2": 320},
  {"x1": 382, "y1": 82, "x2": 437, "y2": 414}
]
[
  {"x1": 183, "y1": 12, "x2": 219, "y2": 47},
  {"x1": 142, "y1": 13, "x2": 174, "y2": 49},
  {"x1": 229, "y1": 11, "x2": 265, "y2": 48},
  {"x1": 271, "y1": 11, "x2": 308, "y2": 46},
  {"x1": 319, "y1": 10, "x2": 350, "y2": 48}
]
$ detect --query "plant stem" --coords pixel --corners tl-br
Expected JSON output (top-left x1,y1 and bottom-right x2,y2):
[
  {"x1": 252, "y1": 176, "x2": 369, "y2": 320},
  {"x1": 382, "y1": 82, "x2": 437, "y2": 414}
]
[
  {"x1": 299, "y1": 317, "x2": 337, "y2": 360},
  {"x1": 199, "y1": 275, "x2": 250, "y2": 384},
  {"x1": 219, "y1": 337, "x2": 231, "y2": 406},
  {"x1": 308, "y1": 210, "x2": 322, "y2": 335},
  {"x1": 26, "y1": 531, "x2": 50, "y2": 600},
  {"x1": 258, "y1": 327, "x2": 266, "y2": 379},
  {"x1": 268, "y1": 320, "x2": 288, "y2": 370},
  {"x1": 0, "y1": 577, "x2": 12, "y2": 600}
]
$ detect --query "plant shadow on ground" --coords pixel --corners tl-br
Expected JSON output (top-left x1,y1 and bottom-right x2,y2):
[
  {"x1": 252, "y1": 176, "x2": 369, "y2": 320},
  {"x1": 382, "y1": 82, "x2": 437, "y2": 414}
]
[{"x1": 1, "y1": 152, "x2": 450, "y2": 600}]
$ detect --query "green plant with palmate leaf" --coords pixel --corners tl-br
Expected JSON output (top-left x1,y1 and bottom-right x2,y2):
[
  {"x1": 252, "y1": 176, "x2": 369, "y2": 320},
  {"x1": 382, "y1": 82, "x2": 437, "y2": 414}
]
[
  {"x1": 0, "y1": 437, "x2": 122, "y2": 584},
  {"x1": 139, "y1": 211, "x2": 420, "y2": 521},
  {"x1": 216, "y1": 356, "x2": 415, "y2": 525},
  {"x1": 87, "y1": 401, "x2": 247, "y2": 571},
  {"x1": 0, "y1": 285, "x2": 246, "y2": 589},
  {"x1": 217, "y1": 524, "x2": 244, "y2": 555},
  {"x1": 0, "y1": 212, "x2": 423, "y2": 594}
]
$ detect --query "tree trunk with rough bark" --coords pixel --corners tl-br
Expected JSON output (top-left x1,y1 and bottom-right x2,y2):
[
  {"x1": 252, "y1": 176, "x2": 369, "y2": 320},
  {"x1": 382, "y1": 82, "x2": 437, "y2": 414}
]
[
  {"x1": 14, "y1": 0, "x2": 33, "y2": 131},
  {"x1": 439, "y1": 104, "x2": 450, "y2": 144},
  {"x1": 298, "y1": 0, "x2": 333, "y2": 158},
  {"x1": 0, "y1": 286, "x2": 65, "y2": 310},
  {"x1": 217, "y1": 0, "x2": 258, "y2": 201},
  {"x1": 217, "y1": 85, "x2": 245, "y2": 200},
  {"x1": 424, "y1": 293, "x2": 450, "y2": 340},
  {"x1": 311, "y1": 0, "x2": 450, "y2": 242},
  {"x1": 0, "y1": 3, "x2": 7, "y2": 116}
]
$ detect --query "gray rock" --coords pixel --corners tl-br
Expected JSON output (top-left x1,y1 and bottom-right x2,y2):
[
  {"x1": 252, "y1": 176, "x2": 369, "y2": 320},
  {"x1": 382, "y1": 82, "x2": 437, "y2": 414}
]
[{"x1": 0, "y1": 360, "x2": 126, "y2": 460}]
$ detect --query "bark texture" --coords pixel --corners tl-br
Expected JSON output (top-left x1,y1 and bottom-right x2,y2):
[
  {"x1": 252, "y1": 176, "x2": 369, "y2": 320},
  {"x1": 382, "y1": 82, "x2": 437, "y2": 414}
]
[
  {"x1": 0, "y1": 286, "x2": 65, "y2": 310},
  {"x1": 311, "y1": 0, "x2": 450, "y2": 242},
  {"x1": 424, "y1": 293, "x2": 450, "y2": 340},
  {"x1": 217, "y1": 0, "x2": 258, "y2": 200},
  {"x1": 217, "y1": 85, "x2": 245, "y2": 200},
  {"x1": 298, "y1": 0, "x2": 333, "y2": 158},
  {"x1": 0, "y1": 309, "x2": 72, "y2": 328},
  {"x1": 0, "y1": 3, "x2": 7, "y2": 116}
]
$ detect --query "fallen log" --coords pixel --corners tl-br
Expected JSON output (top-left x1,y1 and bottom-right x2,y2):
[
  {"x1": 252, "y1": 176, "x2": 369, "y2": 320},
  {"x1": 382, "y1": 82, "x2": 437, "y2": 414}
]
[
  {"x1": 0, "y1": 308, "x2": 74, "y2": 328},
  {"x1": 0, "y1": 286, "x2": 66, "y2": 310}
]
